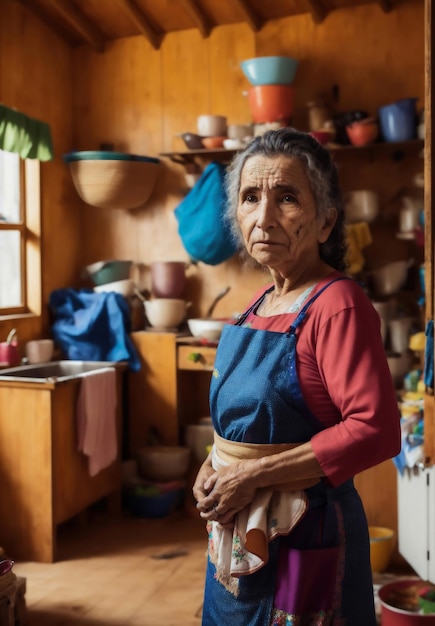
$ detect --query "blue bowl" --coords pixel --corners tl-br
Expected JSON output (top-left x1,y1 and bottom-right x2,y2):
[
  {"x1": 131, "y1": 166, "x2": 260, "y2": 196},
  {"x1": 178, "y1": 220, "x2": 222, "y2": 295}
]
[
  {"x1": 63, "y1": 151, "x2": 160, "y2": 164},
  {"x1": 240, "y1": 56, "x2": 298, "y2": 86},
  {"x1": 126, "y1": 487, "x2": 185, "y2": 518}
]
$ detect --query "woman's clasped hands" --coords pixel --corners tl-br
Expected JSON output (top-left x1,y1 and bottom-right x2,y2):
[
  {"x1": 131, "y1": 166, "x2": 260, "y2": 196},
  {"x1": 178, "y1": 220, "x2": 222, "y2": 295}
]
[{"x1": 192, "y1": 459, "x2": 258, "y2": 527}]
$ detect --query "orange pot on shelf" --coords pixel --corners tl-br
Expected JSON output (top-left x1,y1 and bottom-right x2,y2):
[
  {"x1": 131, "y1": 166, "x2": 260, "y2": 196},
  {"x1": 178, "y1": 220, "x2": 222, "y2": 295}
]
[{"x1": 247, "y1": 85, "x2": 294, "y2": 124}]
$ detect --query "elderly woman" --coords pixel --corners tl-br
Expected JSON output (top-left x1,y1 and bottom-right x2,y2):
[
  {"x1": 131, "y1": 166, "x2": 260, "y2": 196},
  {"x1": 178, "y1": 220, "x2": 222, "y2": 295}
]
[{"x1": 193, "y1": 128, "x2": 401, "y2": 626}]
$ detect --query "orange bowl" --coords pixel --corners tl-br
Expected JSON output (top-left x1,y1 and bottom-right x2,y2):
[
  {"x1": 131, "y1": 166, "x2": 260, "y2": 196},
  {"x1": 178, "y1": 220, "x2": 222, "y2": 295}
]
[
  {"x1": 202, "y1": 136, "x2": 227, "y2": 149},
  {"x1": 346, "y1": 118, "x2": 379, "y2": 147},
  {"x1": 247, "y1": 85, "x2": 294, "y2": 124}
]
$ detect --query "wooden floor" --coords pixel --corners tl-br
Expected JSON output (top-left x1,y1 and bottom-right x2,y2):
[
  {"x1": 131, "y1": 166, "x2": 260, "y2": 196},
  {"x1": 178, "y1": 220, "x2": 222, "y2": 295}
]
[{"x1": 11, "y1": 507, "x2": 208, "y2": 626}]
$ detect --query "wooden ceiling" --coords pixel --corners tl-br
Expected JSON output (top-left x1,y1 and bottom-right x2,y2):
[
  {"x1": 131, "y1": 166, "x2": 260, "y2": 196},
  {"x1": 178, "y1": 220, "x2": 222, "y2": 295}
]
[{"x1": 15, "y1": 0, "x2": 394, "y2": 52}]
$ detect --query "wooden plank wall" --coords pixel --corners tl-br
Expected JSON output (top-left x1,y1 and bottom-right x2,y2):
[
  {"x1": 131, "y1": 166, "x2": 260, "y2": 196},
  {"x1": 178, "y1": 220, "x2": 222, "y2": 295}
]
[
  {"x1": 0, "y1": 0, "x2": 78, "y2": 342},
  {"x1": 71, "y1": 0, "x2": 425, "y2": 319}
]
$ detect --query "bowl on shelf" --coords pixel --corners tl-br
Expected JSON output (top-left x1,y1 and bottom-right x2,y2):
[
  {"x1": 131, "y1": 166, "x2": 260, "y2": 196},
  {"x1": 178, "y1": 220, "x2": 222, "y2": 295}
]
[
  {"x1": 64, "y1": 152, "x2": 161, "y2": 210},
  {"x1": 201, "y1": 136, "x2": 227, "y2": 149},
  {"x1": 346, "y1": 117, "x2": 380, "y2": 147},
  {"x1": 247, "y1": 85, "x2": 295, "y2": 124},
  {"x1": 309, "y1": 130, "x2": 334, "y2": 145},
  {"x1": 370, "y1": 260, "x2": 412, "y2": 296},
  {"x1": 94, "y1": 278, "x2": 136, "y2": 297},
  {"x1": 144, "y1": 298, "x2": 189, "y2": 329},
  {"x1": 135, "y1": 446, "x2": 191, "y2": 482},
  {"x1": 197, "y1": 115, "x2": 227, "y2": 137},
  {"x1": 240, "y1": 56, "x2": 299, "y2": 86},
  {"x1": 187, "y1": 318, "x2": 228, "y2": 342},
  {"x1": 85, "y1": 259, "x2": 133, "y2": 285},
  {"x1": 178, "y1": 132, "x2": 204, "y2": 150}
]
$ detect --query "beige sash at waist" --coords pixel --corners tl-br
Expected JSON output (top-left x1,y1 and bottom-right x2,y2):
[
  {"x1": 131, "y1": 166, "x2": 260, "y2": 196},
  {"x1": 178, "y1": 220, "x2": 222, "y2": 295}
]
[
  {"x1": 213, "y1": 431, "x2": 303, "y2": 491},
  {"x1": 214, "y1": 431, "x2": 301, "y2": 460}
]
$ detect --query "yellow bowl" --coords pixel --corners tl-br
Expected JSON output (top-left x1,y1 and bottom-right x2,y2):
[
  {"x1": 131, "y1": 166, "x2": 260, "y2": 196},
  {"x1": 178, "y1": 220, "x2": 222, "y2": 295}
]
[{"x1": 369, "y1": 526, "x2": 395, "y2": 573}]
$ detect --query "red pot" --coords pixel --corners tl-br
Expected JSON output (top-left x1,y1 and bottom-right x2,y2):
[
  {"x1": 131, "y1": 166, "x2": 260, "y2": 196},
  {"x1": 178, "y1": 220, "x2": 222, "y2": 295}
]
[{"x1": 247, "y1": 85, "x2": 294, "y2": 124}]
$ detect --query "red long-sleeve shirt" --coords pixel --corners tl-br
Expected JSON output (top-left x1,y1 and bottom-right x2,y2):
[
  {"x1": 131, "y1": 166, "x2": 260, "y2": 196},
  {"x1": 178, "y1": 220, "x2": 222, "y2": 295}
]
[{"x1": 242, "y1": 271, "x2": 402, "y2": 486}]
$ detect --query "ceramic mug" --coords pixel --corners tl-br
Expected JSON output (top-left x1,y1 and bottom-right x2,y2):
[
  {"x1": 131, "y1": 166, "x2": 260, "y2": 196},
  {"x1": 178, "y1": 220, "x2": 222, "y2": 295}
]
[{"x1": 150, "y1": 261, "x2": 188, "y2": 299}]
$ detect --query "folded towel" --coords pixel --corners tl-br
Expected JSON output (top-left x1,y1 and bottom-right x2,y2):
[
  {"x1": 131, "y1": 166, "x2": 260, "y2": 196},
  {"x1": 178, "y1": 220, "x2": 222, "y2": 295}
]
[{"x1": 77, "y1": 368, "x2": 118, "y2": 477}]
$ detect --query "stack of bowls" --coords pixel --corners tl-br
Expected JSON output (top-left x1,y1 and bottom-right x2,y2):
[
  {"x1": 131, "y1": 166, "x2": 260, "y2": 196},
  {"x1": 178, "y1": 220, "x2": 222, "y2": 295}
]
[
  {"x1": 240, "y1": 56, "x2": 298, "y2": 125},
  {"x1": 85, "y1": 259, "x2": 135, "y2": 297},
  {"x1": 197, "y1": 115, "x2": 228, "y2": 148},
  {"x1": 144, "y1": 261, "x2": 190, "y2": 331}
]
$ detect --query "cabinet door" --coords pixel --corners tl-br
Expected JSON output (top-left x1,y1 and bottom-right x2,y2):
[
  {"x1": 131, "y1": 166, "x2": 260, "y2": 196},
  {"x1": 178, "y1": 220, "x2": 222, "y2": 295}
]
[
  {"x1": 429, "y1": 467, "x2": 435, "y2": 582},
  {"x1": 397, "y1": 466, "x2": 429, "y2": 580}
]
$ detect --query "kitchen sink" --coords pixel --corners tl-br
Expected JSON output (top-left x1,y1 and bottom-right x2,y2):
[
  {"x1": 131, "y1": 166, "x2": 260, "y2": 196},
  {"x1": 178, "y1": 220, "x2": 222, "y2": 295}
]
[{"x1": 0, "y1": 360, "x2": 117, "y2": 384}]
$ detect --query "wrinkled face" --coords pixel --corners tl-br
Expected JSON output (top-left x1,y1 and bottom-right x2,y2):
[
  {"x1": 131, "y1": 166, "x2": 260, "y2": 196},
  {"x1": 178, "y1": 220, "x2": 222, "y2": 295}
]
[{"x1": 236, "y1": 155, "x2": 335, "y2": 274}]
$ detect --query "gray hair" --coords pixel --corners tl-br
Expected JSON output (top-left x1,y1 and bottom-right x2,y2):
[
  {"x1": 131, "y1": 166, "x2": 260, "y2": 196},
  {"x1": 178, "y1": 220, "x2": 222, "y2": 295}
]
[{"x1": 224, "y1": 127, "x2": 348, "y2": 272}]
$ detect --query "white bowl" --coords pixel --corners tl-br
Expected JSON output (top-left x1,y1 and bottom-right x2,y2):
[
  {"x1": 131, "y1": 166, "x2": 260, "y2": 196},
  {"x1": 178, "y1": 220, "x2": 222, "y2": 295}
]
[
  {"x1": 135, "y1": 446, "x2": 191, "y2": 482},
  {"x1": 25, "y1": 339, "x2": 54, "y2": 364},
  {"x1": 184, "y1": 423, "x2": 214, "y2": 463},
  {"x1": 227, "y1": 124, "x2": 253, "y2": 140},
  {"x1": 371, "y1": 261, "x2": 411, "y2": 296},
  {"x1": 344, "y1": 190, "x2": 380, "y2": 223},
  {"x1": 187, "y1": 318, "x2": 227, "y2": 341},
  {"x1": 197, "y1": 115, "x2": 227, "y2": 137},
  {"x1": 144, "y1": 299, "x2": 188, "y2": 329},
  {"x1": 94, "y1": 278, "x2": 135, "y2": 297},
  {"x1": 223, "y1": 138, "x2": 245, "y2": 150}
]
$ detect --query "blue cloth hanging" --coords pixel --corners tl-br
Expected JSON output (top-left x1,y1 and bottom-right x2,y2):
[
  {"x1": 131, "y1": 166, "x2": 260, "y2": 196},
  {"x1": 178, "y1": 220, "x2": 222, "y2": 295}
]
[
  {"x1": 424, "y1": 319, "x2": 434, "y2": 390},
  {"x1": 174, "y1": 162, "x2": 238, "y2": 265},
  {"x1": 49, "y1": 289, "x2": 141, "y2": 371}
]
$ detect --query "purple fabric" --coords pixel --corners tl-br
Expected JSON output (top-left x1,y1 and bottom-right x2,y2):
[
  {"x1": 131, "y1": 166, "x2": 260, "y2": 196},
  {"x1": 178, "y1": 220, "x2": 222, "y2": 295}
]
[{"x1": 274, "y1": 545, "x2": 339, "y2": 614}]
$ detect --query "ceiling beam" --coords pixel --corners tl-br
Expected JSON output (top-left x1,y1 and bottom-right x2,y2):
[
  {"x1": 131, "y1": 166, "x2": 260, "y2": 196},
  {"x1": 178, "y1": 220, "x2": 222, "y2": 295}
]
[
  {"x1": 306, "y1": 0, "x2": 328, "y2": 23},
  {"x1": 113, "y1": 0, "x2": 164, "y2": 50},
  {"x1": 178, "y1": 0, "x2": 213, "y2": 38},
  {"x1": 13, "y1": 0, "x2": 77, "y2": 45},
  {"x1": 233, "y1": 0, "x2": 263, "y2": 32},
  {"x1": 42, "y1": 0, "x2": 106, "y2": 52},
  {"x1": 376, "y1": 0, "x2": 393, "y2": 12}
]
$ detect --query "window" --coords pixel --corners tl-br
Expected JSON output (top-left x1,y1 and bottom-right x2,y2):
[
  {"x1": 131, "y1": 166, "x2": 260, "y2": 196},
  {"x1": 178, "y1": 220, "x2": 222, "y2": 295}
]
[{"x1": 0, "y1": 149, "x2": 41, "y2": 317}]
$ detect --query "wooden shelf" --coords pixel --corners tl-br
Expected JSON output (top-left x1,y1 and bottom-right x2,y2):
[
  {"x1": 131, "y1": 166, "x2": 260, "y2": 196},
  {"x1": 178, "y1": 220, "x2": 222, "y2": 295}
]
[{"x1": 160, "y1": 139, "x2": 424, "y2": 170}]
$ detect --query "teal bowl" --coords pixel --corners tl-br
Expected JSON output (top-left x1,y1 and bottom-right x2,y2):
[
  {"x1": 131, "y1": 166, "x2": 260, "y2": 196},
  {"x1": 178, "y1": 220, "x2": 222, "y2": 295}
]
[
  {"x1": 85, "y1": 260, "x2": 133, "y2": 285},
  {"x1": 240, "y1": 56, "x2": 299, "y2": 86},
  {"x1": 63, "y1": 151, "x2": 160, "y2": 164}
]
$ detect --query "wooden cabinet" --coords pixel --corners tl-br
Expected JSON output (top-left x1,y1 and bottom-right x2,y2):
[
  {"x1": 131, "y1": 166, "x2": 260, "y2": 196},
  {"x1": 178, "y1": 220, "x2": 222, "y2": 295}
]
[
  {"x1": 0, "y1": 374, "x2": 123, "y2": 562},
  {"x1": 128, "y1": 332, "x2": 216, "y2": 453}
]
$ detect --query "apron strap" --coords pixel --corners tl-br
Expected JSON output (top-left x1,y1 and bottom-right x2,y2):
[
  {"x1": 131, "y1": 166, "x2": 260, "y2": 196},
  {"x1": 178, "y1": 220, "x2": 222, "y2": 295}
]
[{"x1": 288, "y1": 276, "x2": 351, "y2": 335}]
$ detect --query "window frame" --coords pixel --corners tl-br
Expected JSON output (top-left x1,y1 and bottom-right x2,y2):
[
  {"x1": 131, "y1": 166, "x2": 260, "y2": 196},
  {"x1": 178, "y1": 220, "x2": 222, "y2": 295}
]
[{"x1": 0, "y1": 156, "x2": 41, "y2": 319}]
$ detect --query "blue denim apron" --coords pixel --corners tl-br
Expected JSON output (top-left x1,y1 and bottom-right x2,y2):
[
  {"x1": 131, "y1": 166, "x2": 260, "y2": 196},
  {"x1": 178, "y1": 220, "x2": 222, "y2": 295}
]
[{"x1": 202, "y1": 278, "x2": 376, "y2": 626}]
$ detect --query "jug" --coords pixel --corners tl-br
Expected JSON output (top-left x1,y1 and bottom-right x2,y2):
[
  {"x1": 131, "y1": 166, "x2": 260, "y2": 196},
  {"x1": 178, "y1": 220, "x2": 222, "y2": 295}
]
[
  {"x1": 378, "y1": 98, "x2": 418, "y2": 142},
  {"x1": 151, "y1": 261, "x2": 188, "y2": 299}
]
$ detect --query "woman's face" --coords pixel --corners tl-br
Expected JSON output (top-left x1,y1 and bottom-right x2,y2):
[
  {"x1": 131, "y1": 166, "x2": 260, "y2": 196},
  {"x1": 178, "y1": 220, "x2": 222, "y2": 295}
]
[{"x1": 236, "y1": 155, "x2": 336, "y2": 275}]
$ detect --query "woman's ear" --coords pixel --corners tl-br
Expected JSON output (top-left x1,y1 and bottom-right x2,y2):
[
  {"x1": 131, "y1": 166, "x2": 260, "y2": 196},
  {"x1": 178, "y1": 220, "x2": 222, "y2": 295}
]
[{"x1": 318, "y1": 207, "x2": 338, "y2": 243}]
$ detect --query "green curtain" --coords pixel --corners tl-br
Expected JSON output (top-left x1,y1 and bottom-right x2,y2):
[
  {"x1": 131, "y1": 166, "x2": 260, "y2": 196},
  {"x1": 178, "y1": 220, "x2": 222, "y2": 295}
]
[{"x1": 0, "y1": 104, "x2": 54, "y2": 161}]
